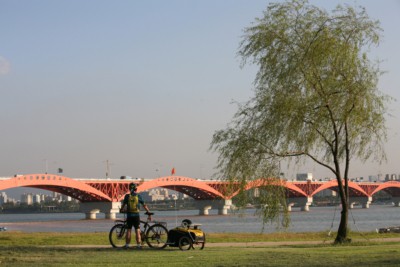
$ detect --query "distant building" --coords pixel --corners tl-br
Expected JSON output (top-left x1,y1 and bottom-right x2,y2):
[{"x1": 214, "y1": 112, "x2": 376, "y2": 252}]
[
  {"x1": 253, "y1": 188, "x2": 260, "y2": 197},
  {"x1": 385, "y1": 174, "x2": 398, "y2": 181},
  {"x1": 33, "y1": 194, "x2": 41, "y2": 204},
  {"x1": 314, "y1": 189, "x2": 337, "y2": 197},
  {"x1": 141, "y1": 188, "x2": 189, "y2": 202},
  {"x1": 377, "y1": 174, "x2": 384, "y2": 182},
  {"x1": 296, "y1": 173, "x2": 313, "y2": 181},
  {"x1": 0, "y1": 192, "x2": 8, "y2": 204},
  {"x1": 21, "y1": 193, "x2": 33, "y2": 205}
]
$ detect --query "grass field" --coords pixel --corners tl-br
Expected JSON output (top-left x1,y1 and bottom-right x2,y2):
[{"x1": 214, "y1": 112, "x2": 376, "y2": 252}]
[{"x1": 1, "y1": 231, "x2": 400, "y2": 266}]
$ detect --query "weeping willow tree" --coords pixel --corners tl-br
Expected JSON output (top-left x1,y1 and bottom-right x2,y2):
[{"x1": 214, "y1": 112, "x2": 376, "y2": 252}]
[{"x1": 211, "y1": 0, "x2": 391, "y2": 244}]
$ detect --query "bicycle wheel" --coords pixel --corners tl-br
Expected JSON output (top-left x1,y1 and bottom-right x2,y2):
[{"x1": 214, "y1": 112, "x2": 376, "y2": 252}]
[
  {"x1": 178, "y1": 236, "x2": 192, "y2": 250},
  {"x1": 109, "y1": 224, "x2": 127, "y2": 248},
  {"x1": 192, "y1": 233, "x2": 206, "y2": 250},
  {"x1": 145, "y1": 223, "x2": 168, "y2": 249}
]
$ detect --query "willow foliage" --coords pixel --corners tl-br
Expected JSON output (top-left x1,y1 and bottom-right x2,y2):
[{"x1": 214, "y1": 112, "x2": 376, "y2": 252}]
[{"x1": 211, "y1": 0, "x2": 391, "y2": 236}]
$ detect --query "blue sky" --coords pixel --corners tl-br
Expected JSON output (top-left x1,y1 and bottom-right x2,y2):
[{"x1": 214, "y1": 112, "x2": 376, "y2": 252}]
[{"x1": 1, "y1": 0, "x2": 399, "y2": 181}]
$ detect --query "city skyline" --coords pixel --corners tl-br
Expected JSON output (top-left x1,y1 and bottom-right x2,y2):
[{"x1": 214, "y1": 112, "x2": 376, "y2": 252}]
[
  {"x1": 1, "y1": 1, "x2": 399, "y2": 182},
  {"x1": 0, "y1": 187, "x2": 185, "y2": 204}
]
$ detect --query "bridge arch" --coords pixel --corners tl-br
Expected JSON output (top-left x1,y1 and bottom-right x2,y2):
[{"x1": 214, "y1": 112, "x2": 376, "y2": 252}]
[
  {"x1": 308, "y1": 180, "x2": 370, "y2": 197},
  {"x1": 0, "y1": 174, "x2": 111, "y2": 202},
  {"x1": 370, "y1": 181, "x2": 400, "y2": 197},
  {"x1": 136, "y1": 176, "x2": 226, "y2": 202},
  {"x1": 241, "y1": 178, "x2": 309, "y2": 198}
]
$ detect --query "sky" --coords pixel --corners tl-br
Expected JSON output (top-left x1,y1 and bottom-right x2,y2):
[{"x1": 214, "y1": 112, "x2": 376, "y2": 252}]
[{"x1": 1, "y1": 0, "x2": 399, "y2": 183}]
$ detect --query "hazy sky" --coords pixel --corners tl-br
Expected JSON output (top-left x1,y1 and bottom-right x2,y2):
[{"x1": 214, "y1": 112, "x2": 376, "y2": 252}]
[{"x1": 1, "y1": 0, "x2": 399, "y2": 181}]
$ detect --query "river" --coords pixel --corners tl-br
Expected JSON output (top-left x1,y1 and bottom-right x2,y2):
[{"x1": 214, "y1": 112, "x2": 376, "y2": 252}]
[{"x1": 0, "y1": 205, "x2": 399, "y2": 233}]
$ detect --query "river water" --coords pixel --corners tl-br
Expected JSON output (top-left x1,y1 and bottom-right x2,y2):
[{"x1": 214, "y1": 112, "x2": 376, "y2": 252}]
[{"x1": 0, "y1": 205, "x2": 399, "y2": 233}]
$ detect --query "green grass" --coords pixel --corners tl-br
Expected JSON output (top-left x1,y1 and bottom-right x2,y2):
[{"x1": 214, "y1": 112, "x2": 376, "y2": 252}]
[
  {"x1": 0, "y1": 231, "x2": 397, "y2": 245},
  {"x1": 1, "y1": 243, "x2": 400, "y2": 267},
  {"x1": 1, "y1": 232, "x2": 400, "y2": 266}
]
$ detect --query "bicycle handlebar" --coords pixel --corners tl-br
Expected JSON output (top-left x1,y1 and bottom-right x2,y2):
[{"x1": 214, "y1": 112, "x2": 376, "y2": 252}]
[{"x1": 119, "y1": 209, "x2": 154, "y2": 216}]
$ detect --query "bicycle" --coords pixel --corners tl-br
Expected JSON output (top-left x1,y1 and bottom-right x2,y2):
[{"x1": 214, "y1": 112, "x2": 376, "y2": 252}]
[{"x1": 109, "y1": 212, "x2": 168, "y2": 249}]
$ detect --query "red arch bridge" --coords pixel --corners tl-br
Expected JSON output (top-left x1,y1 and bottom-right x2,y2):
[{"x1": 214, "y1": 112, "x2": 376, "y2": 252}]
[{"x1": 1, "y1": 174, "x2": 400, "y2": 219}]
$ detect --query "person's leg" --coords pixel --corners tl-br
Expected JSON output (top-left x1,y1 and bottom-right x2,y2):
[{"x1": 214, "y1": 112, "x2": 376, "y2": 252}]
[
  {"x1": 135, "y1": 228, "x2": 141, "y2": 246},
  {"x1": 132, "y1": 216, "x2": 142, "y2": 248},
  {"x1": 125, "y1": 229, "x2": 132, "y2": 247},
  {"x1": 125, "y1": 217, "x2": 133, "y2": 248}
]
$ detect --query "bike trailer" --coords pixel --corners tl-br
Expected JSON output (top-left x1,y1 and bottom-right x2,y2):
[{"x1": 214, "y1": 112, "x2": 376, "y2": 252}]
[
  {"x1": 166, "y1": 219, "x2": 205, "y2": 250},
  {"x1": 167, "y1": 227, "x2": 205, "y2": 247}
]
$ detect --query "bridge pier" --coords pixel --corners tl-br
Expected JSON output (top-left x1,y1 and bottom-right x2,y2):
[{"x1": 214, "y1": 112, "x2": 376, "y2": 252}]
[
  {"x1": 287, "y1": 203, "x2": 295, "y2": 212},
  {"x1": 391, "y1": 197, "x2": 400, "y2": 207},
  {"x1": 217, "y1": 199, "x2": 232, "y2": 215},
  {"x1": 199, "y1": 204, "x2": 212, "y2": 215},
  {"x1": 349, "y1": 196, "x2": 372, "y2": 209},
  {"x1": 195, "y1": 199, "x2": 232, "y2": 215},
  {"x1": 80, "y1": 202, "x2": 120, "y2": 219},
  {"x1": 287, "y1": 197, "x2": 313, "y2": 212}
]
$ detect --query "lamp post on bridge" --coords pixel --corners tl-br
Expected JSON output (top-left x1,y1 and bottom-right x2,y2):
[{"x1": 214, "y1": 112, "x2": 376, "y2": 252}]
[
  {"x1": 104, "y1": 160, "x2": 113, "y2": 179},
  {"x1": 43, "y1": 159, "x2": 59, "y2": 174}
]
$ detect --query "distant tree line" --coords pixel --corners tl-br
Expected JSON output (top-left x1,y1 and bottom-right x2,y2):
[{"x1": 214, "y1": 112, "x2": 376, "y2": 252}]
[{"x1": 1, "y1": 200, "x2": 80, "y2": 213}]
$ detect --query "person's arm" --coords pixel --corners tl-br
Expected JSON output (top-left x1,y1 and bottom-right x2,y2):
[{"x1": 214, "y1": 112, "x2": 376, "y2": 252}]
[
  {"x1": 120, "y1": 195, "x2": 127, "y2": 213},
  {"x1": 143, "y1": 204, "x2": 151, "y2": 220},
  {"x1": 138, "y1": 195, "x2": 149, "y2": 212},
  {"x1": 143, "y1": 204, "x2": 150, "y2": 213},
  {"x1": 120, "y1": 203, "x2": 127, "y2": 213},
  {"x1": 139, "y1": 195, "x2": 151, "y2": 219}
]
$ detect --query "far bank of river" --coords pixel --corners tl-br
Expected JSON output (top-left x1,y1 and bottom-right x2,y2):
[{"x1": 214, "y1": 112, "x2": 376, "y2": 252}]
[{"x1": 1, "y1": 205, "x2": 400, "y2": 234}]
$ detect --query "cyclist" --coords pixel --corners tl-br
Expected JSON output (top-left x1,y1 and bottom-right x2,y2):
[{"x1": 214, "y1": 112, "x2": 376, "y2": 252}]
[{"x1": 121, "y1": 182, "x2": 151, "y2": 249}]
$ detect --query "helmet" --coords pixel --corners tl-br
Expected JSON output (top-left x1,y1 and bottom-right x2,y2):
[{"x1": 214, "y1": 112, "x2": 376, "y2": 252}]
[
  {"x1": 129, "y1": 183, "x2": 137, "y2": 191},
  {"x1": 181, "y1": 219, "x2": 192, "y2": 228}
]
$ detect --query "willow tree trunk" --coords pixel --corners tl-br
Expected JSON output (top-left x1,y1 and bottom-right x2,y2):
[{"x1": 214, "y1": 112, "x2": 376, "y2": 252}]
[
  {"x1": 335, "y1": 173, "x2": 351, "y2": 244},
  {"x1": 335, "y1": 206, "x2": 350, "y2": 244},
  {"x1": 335, "y1": 204, "x2": 350, "y2": 243}
]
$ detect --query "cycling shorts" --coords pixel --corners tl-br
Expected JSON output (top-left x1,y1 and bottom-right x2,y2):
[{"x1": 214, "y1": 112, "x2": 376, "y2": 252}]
[{"x1": 126, "y1": 216, "x2": 140, "y2": 230}]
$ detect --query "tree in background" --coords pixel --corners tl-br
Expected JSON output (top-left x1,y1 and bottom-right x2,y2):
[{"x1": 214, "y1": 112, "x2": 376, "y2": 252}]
[{"x1": 211, "y1": 0, "x2": 391, "y2": 243}]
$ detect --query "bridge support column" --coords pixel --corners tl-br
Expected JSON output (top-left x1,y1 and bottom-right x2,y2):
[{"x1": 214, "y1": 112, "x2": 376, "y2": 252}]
[
  {"x1": 196, "y1": 200, "x2": 212, "y2": 215},
  {"x1": 217, "y1": 199, "x2": 232, "y2": 215},
  {"x1": 349, "y1": 196, "x2": 372, "y2": 209},
  {"x1": 392, "y1": 197, "x2": 400, "y2": 207},
  {"x1": 105, "y1": 202, "x2": 121, "y2": 219},
  {"x1": 80, "y1": 202, "x2": 120, "y2": 220},
  {"x1": 195, "y1": 200, "x2": 232, "y2": 215},
  {"x1": 287, "y1": 197, "x2": 313, "y2": 212},
  {"x1": 85, "y1": 209, "x2": 100, "y2": 219},
  {"x1": 287, "y1": 203, "x2": 295, "y2": 212}
]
